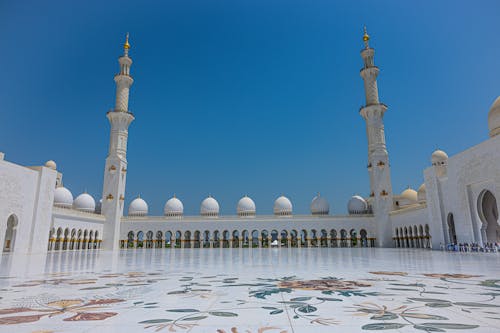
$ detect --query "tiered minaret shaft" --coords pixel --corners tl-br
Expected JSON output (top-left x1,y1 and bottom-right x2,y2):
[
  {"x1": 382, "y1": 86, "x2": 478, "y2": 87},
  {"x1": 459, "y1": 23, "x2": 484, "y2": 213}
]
[
  {"x1": 359, "y1": 28, "x2": 393, "y2": 247},
  {"x1": 101, "y1": 34, "x2": 135, "y2": 251}
]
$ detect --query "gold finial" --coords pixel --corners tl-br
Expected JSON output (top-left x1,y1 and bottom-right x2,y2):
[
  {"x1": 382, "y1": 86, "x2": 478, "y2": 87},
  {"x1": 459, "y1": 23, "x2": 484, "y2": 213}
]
[
  {"x1": 124, "y1": 32, "x2": 130, "y2": 50},
  {"x1": 363, "y1": 26, "x2": 370, "y2": 47}
]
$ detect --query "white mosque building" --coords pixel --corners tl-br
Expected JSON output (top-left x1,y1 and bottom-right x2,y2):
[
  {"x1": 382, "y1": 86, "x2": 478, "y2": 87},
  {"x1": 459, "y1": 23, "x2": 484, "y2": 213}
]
[{"x1": 1, "y1": 30, "x2": 499, "y2": 254}]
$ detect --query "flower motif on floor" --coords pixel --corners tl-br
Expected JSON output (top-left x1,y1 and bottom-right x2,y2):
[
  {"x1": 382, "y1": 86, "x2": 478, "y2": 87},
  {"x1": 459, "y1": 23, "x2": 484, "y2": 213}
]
[
  {"x1": 277, "y1": 279, "x2": 371, "y2": 291},
  {"x1": 422, "y1": 273, "x2": 482, "y2": 279}
]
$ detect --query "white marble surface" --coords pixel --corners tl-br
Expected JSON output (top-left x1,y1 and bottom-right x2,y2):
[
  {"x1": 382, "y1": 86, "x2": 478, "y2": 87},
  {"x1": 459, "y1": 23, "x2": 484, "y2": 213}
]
[{"x1": 0, "y1": 248, "x2": 499, "y2": 332}]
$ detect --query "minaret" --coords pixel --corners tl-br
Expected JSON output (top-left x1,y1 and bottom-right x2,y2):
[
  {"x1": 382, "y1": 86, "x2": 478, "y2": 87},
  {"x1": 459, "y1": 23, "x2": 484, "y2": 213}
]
[
  {"x1": 101, "y1": 34, "x2": 135, "y2": 251},
  {"x1": 359, "y1": 27, "x2": 394, "y2": 247}
]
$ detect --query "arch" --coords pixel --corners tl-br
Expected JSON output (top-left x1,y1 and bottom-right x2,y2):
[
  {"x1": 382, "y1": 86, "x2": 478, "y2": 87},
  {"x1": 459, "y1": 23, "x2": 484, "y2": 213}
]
[
  {"x1": 137, "y1": 231, "x2": 144, "y2": 248},
  {"x1": 280, "y1": 230, "x2": 288, "y2": 247},
  {"x1": 413, "y1": 225, "x2": 419, "y2": 248},
  {"x1": 213, "y1": 230, "x2": 220, "y2": 248},
  {"x1": 203, "y1": 230, "x2": 210, "y2": 248},
  {"x1": 94, "y1": 230, "x2": 99, "y2": 249},
  {"x1": 300, "y1": 229, "x2": 308, "y2": 247},
  {"x1": 251, "y1": 230, "x2": 259, "y2": 248},
  {"x1": 175, "y1": 231, "x2": 182, "y2": 248},
  {"x1": 193, "y1": 230, "x2": 201, "y2": 248},
  {"x1": 241, "y1": 230, "x2": 249, "y2": 247},
  {"x1": 146, "y1": 230, "x2": 154, "y2": 248},
  {"x1": 232, "y1": 230, "x2": 240, "y2": 248},
  {"x1": 261, "y1": 230, "x2": 269, "y2": 248},
  {"x1": 184, "y1": 230, "x2": 192, "y2": 248},
  {"x1": 395, "y1": 228, "x2": 400, "y2": 248},
  {"x1": 127, "y1": 231, "x2": 135, "y2": 248},
  {"x1": 70, "y1": 229, "x2": 76, "y2": 250},
  {"x1": 55, "y1": 227, "x2": 63, "y2": 250},
  {"x1": 156, "y1": 231, "x2": 163, "y2": 248},
  {"x1": 165, "y1": 231, "x2": 173, "y2": 248},
  {"x1": 310, "y1": 229, "x2": 318, "y2": 247},
  {"x1": 424, "y1": 224, "x2": 431, "y2": 248},
  {"x1": 290, "y1": 229, "x2": 298, "y2": 247},
  {"x1": 88, "y1": 230, "x2": 94, "y2": 249},
  {"x1": 62, "y1": 228, "x2": 70, "y2": 250},
  {"x1": 222, "y1": 230, "x2": 230, "y2": 248},
  {"x1": 408, "y1": 227, "x2": 414, "y2": 248},
  {"x1": 48, "y1": 228, "x2": 55, "y2": 251},
  {"x1": 2, "y1": 214, "x2": 18, "y2": 253},
  {"x1": 330, "y1": 229, "x2": 337, "y2": 248},
  {"x1": 77, "y1": 229, "x2": 82, "y2": 250},
  {"x1": 83, "y1": 229, "x2": 89, "y2": 250},
  {"x1": 350, "y1": 229, "x2": 357, "y2": 247},
  {"x1": 360, "y1": 229, "x2": 368, "y2": 247},
  {"x1": 340, "y1": 229, "x2": 347, "y2": 247},
  {"x1": 447, "y1": 213, "x2": 457, "y2": 245},
  {"x1": 477, "y1": 190, "x2": 500, "y2": 244},
  {"x1": 320, "y1": 229, "x2": 328, "y2": 247},
  {"x1": 271, "y1": 230, "x2": 279, "y2": 247}
]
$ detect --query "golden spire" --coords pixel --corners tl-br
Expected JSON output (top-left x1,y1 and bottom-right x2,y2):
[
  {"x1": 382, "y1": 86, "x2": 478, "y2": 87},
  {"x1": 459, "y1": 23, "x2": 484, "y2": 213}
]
[
  {"x1": 363, "y1": 26, "x2": 370, "y2": 48},
  {"x1": 124, "y1": 32, "x2": 130, "y2": 52}
]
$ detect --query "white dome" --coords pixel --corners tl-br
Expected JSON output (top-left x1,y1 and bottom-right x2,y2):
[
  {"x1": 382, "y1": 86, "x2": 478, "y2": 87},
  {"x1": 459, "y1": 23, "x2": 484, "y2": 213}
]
[
  {"x1": 488, "y1": 96, "x2": 500, "y2": 137},
  {"x1": 53, "y1": 186, "x2": 73, "y2": 208},
  {"x1": 417, "y1": 183, "x2": 426, "y2": 203},
  {"x1": 73, "y1": 192, "x2": 96, "y2": 213},
  {"x1": 201, "y1": 196, "x2": 219, "y2": 216},
  {"x1": 274, "y1": 195, "x2": 292, "y2": 215},
  {"x1": 45, "y1": 160, "x2": 57, "y2": 170},
  {"x1": 164, "y1": 196, "x2": 184, "y2": 216},
  {"x1": 431, "y1": 149, "x2": 448, "y2": 166},
  {"x1": 348, "y1": 195, "x2": 368, "y2": 215},
  {"x1": 310, "y1": 194, "x2": 329, "y2": 215},
  {"x1": 398, "y1": 187, "x2": 418, "y2": 206},
  {"x1": 128, "y1": 196, "x2": 148, "y2": 216},
  {"x1": 237, "y1": 196, "x2": 256, "y2": 216}
]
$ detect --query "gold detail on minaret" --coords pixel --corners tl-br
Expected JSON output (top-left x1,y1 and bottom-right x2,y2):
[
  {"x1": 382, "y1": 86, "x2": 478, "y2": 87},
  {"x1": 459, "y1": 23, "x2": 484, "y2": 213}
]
[
  {"x1": 363, "y1": 26, "x2": 370, "y2": 48},
  {"x1": 119, "y1": 194, "x2": 125, "y2": 201},
  {"x1": 124, "y1": 32, "x2": 130, "y2": 50},
  {"x1": 106, "y1": 194, "x2": 114, "y2": 201}
]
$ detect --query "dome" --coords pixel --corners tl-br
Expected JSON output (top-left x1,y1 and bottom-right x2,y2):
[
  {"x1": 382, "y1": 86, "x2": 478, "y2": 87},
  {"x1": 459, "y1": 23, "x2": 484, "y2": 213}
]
[
  {"x1": 95, "y1": 199, "x2": 102, "y2": 214},
  {"x1": 164, "y1": 196, "x2": 184, "y2": 216},
  {"x1": 417, "y1": 183, "x2": 426, "y2": 203},
  {"x1": 348, "y1": 195, "x2": 368, "y2": 215},
  {"x1": 431, "y1": 149, "x2": 448, "y2": 166},
  {"x1": 128, "y1": 196, "x2": 148, "y2": 216},
  {"x1": 399, "y1": 187, "x2": 418, "y2": 206},
  {"x1": 237, "y1": 196, "x2": 256, "y2": 216},
  {"x1": 274, "y1": 195, "x2": 292, "y2": 216},
  {"x1": 53, "y1": 186, "x2": 73, "y2": 208},
  {"x1": 45, "y1": 160, "x2": 57, "y2": 170},
  {"x1": 488, "y1": 96, "x2": 500, "y2": 137},
  {"x1": 201, "y1": 196, "x2": 219, "y2": 216},
  {"x1": 73, "y1": 192, "x2": 96, "y2": 213},
  {"x1": 310, "y1": 194, "x2": 329, "y2": 215}
]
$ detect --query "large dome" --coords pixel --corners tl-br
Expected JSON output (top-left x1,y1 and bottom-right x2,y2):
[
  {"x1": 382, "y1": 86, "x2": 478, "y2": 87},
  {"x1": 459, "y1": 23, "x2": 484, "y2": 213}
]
[
  {"x1": 348, "y1": 195, "x2": 368, "y2": 215},
  {"x1": 310, "y1": 194, "x2": 329, "y2": 215},
  {"x1": 73, "y1": 192, "x2": 96, "y2": 212},
  {"x1": 237, "y1": 196, "x2": 256, "y2": 216},
  {"x1": 128, "y1": 196, "x2": 148, "y2": 216},
  {"x1": 488, "y1": 96, "x2": 500, "y2": 137},
  {"x1": 399, "y1": 187, "x2": 418, "y2": 206},
  {"x1": 274, "y1": 195, "x2": 292, "y2": 215},
  {"x1": 431, "y1": 149, "x2": 448, "y2": 166},
  {"x1": 164, "y1": 196, "x2": 184, "y2": 216},
  {"x1": 417, "y1": 183, "x2": 426, "y2": 203},
  {"x1": 53, "y1": 186, "x2": 73, "y2": 208},
  {"x1": 201, "y1": 196, "x2": 219, "y2": 216}
]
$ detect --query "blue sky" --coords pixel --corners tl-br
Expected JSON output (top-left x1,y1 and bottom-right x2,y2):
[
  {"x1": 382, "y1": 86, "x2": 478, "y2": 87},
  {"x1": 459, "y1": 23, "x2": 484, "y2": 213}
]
[{"x1": 1, "y1": 0, "x2": 499, "y2": 215}]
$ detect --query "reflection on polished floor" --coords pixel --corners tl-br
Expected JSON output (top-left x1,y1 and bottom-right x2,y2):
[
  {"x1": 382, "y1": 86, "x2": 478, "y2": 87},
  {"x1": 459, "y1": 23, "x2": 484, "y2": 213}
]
[{"x1": 0, "y1": 248, "x2": 499, "y2": 332}]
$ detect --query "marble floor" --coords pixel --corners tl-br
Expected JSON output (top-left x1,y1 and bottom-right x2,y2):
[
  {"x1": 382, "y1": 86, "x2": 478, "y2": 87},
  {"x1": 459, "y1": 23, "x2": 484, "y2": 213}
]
[{"x1": 0, "y1": 248, "x2": 499, "y2": 333}]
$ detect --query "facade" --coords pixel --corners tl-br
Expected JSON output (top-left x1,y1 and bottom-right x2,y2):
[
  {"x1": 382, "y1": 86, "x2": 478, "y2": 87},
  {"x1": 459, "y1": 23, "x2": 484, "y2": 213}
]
[{"x1": 1, "y1": 30, "x2": 499, "y2": 254}]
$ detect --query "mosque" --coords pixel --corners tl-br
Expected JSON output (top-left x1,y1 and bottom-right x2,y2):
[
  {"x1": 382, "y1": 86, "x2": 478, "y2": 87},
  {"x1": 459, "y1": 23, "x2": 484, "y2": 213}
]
[{"x1": 1, "y1": 30, "x2": 499, "y2": 254}]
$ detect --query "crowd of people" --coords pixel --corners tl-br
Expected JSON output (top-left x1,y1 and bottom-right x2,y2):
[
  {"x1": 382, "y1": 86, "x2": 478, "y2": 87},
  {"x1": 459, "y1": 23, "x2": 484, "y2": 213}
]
[{"x1": 440, "y1": 242, "x2": 499, "y2": 252}]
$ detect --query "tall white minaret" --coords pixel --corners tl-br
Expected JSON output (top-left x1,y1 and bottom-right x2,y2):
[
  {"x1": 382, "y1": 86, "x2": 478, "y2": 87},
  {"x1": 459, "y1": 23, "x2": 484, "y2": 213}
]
[
  {"x1": 359, "y1": 27, "x2": 394, "y2": 247},
  {"x1": 101, "y1": 34, "x2": 135, "y2": 251}
]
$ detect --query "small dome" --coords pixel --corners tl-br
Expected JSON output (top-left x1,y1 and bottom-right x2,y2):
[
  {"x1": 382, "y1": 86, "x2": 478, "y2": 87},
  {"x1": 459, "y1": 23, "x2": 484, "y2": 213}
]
[
  {"x1": 237, "y1": 196, "x2": 256, "y2": 216},
  {"x1": 95, "y1": 199, "x2": 102, "y2": 214},
  {"x1": 310, "y1": 194, "x2": 329, "y2": 215},
  {"x1": 431, "y1": 149, "x2": 448, "y2": 166},
  {"x1": 274, "y1": 195, "x2": 292, "y2": 216},
  {"x1": 417, "y1": 183, "x2": 426, "y2": 203},
  {"x1": 128, "y1": 196, "x2": 148, "y2": 216},
  {"x1": 73, "y1": 192, "x2": 96, "y2": 212},
  {"x1": 399, "y1": 187, "x2": 418, "y2": 206},
  {"x1": 45, "y1": 160, "x2": 57, "y2": 170},
  {"x1": 53, "y1": 186, "x2": 73, "y2": 208},
  {"x1": 164, "y1": 196, "x2": 184, "y2": 216},
  {"x1": 488, "y1": 96, "x2": 500, "y2": 137},
  {"x1": 201, "y1": 196, "x2": 219, "y2": 216},
  {"x1": 348, "y1": 195, "x2": 368, "y2": 215}
]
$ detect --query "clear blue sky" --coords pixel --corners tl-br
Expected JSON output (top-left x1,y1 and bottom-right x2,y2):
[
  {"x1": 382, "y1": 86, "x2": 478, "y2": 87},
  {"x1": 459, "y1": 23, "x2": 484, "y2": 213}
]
[{"x1": 1, "y1": 0, "x2": 499, "y2": 215}]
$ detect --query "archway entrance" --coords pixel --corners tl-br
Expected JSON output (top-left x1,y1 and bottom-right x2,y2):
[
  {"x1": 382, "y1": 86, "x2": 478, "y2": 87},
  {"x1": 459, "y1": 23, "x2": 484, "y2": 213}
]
[
  {"x1": 478, "y1": 190, "x2": 499, "y2": 244},
  {"x1": 447, "y1": 213, "x2": 457, "y2": 244},
  {"x1": 3, "y1": 215, "x2": 18, "y2": 253}
]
